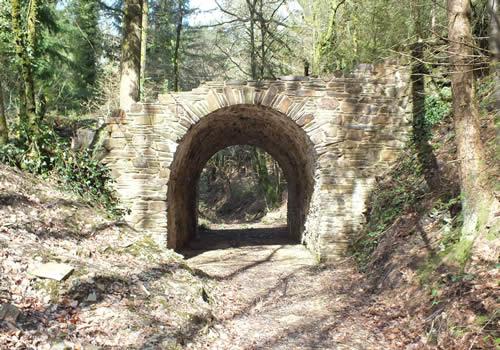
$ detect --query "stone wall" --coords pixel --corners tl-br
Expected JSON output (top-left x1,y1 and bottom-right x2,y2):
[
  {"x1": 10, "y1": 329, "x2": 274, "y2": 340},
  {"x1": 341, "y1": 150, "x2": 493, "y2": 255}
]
[{"x1": 103, "y1": 62, "x2": 412, "y2": 261}]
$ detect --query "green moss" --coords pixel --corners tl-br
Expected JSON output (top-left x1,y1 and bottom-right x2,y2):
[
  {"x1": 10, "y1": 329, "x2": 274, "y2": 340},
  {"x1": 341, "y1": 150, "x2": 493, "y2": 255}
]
[
  {"x1": 35, "y1": 279, "x2": 61, "y2": 301},
  {"x1": 448, "y1": 239, "x2": 473, "y2": 268},
  {"x1": 156, "y1": 297, "x2": 171, "y2": 309},
  {"x1": 417, "y1": 254, "x2": 443, "y2": 285},
  {"x1": 126, "y1": 234, "x2": 163, "y2": 262},
  {"x1": 449, "y1": 325, "x2": 467, "y2": 338},
  {"x1": 71, "y1": 266, "x2": 89, "y2": 278},
  {"x1": 475, "y1": 314, "x2": 490, "y2": 326},
  {"x1": 34, "y1": 250, "x2": 58, "y2": 263}
]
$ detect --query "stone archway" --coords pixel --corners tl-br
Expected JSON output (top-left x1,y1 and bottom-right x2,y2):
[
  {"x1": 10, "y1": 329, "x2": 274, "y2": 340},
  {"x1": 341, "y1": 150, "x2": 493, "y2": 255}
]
[
  {"x1": 166, "y1": 104, "x2": 316, "y2": 249},
  {"x1": 104, "y1": 63, "x2": 411, "y2": 260}
]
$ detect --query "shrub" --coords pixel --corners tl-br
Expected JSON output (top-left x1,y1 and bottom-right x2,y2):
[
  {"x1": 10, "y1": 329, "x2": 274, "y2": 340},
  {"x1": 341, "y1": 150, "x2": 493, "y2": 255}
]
[
  {"x1": 0, "y1": 119, "x2": 123, "y2": 217},
  {"x1": 424, "y1": 86, "x2": 452, "y2": 127}
]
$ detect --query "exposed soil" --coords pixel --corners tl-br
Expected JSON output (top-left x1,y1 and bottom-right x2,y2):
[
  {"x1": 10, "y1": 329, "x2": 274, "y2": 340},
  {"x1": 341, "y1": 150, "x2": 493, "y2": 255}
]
[{"x1": 182, "y1": 226, "x2": 403, "y2": 349}]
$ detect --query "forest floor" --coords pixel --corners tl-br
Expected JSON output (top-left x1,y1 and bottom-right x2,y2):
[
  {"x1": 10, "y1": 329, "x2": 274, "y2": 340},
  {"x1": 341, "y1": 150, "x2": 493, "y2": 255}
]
[
  {"x1": 0, "y1": 164, "x2": 215, "y2": 349},
  {"x1": 182, "y1": 226, "x2": 404, "y2": 349},
  {"x1": 0, "y1": 161, "x2": 497, "y2": 349}
]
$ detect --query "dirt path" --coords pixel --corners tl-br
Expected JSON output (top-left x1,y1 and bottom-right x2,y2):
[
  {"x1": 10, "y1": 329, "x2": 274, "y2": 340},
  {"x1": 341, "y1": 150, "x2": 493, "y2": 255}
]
[{"x1": 182, "y1": 226, "x2": 396, "y2": 350}]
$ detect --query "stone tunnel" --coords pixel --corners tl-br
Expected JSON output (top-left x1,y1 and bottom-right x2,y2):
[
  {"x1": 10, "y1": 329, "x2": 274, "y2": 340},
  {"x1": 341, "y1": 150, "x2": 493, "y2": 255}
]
[{"x1": 103, "y1": 63, "x2": 411, "y2": 261}]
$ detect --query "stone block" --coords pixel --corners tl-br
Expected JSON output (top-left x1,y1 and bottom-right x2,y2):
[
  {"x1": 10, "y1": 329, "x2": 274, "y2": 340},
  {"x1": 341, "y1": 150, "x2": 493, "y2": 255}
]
[
  {"x1": 296, "y1": 114, "x2": 314, "y2": 127},
  {"x1": 130, "y1": 104, "x2": 143, "y2": 113},
  {"x1": 29, "y1": 262, "x2": 74, "y2": 281},
  {"x1": 345, "y1": 83, "x2": 363, "y2": 94},
  {"x1": 261, "y1": 86, "x2": 278, "y2": 106},
  {"x1": 379, "y1": 149, "x2": 398, "y2": 162},
  {"x1": 319, "y1": 98, "x2": 339, "y2": 110},
  {"x1": 149, "y1": 201, "x2": 167, "y2": 212},
  {"x1": 275, "y1": 95, "x2": 292, "y2": 114}
]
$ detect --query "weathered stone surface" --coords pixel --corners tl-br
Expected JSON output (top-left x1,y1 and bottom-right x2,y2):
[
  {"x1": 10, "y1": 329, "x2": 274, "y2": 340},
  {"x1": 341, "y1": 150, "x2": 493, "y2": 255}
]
[
  {"x1": 104, "y1": 62, "x2": 412, "y2": 261},
  {"x1": 296, "y1": 114, "x2": 315, "y2": 127},
  {"x1": 319, "y1": 98, "x2": 339, "y2": 110},
  {"x1": 29, "y1": 262, "x2": 74, "y2": 281},
  {"x1": 0, "y1": 303, "x2": 20, "y2": 323}
]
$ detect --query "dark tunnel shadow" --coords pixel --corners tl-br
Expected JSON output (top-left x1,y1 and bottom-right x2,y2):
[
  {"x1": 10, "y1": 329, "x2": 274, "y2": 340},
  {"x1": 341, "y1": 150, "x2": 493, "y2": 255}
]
[{"x1": 180, "y1": 225, "x2": 296, "y2": 258}]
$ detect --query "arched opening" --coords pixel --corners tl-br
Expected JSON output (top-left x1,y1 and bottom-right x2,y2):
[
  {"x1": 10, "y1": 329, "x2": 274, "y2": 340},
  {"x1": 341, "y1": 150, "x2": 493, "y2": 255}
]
[{"x1": 167, "y1": 104, "x2": 316, "y2": 250}]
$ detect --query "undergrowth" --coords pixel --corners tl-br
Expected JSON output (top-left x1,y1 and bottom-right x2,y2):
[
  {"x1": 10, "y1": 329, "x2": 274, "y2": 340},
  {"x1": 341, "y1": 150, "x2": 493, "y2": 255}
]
[
  {"x1": 349, "y1": 72, "x2": 499, "y2": 348},
  {"x1": 0, "y1": 118, "x2": 123, "y2": 218},
  {"x1": 350, "y1": 82, "x2": 459, "y2": 268},
  {"x1": 350, "y1": 146, "x2": 427, "y2": 267}
]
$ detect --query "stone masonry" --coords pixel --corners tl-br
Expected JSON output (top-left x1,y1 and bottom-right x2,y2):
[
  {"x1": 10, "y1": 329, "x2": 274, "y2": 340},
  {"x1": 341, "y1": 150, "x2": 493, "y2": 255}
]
[{"x1": 104, "y1": 62, "x2": 412, "y2": 261}]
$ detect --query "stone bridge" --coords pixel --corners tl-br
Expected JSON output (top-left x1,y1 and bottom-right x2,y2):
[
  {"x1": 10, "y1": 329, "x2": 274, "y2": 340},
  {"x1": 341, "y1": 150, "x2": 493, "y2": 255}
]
[{"x1": 104, "y1": 63, "x2": 411, "y2": 261}]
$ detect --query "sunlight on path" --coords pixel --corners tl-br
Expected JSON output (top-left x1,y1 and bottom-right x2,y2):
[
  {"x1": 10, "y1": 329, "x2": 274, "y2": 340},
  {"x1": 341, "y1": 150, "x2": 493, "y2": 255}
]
[{"x1": 183, "y1": 226, "x2": 392, "y2": 349}]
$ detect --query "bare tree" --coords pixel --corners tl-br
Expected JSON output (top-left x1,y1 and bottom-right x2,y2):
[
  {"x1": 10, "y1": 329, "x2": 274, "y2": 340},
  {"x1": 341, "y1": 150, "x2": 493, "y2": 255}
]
[{"x1": 214, "y1": 0, "x2": 290, "y2": 80}]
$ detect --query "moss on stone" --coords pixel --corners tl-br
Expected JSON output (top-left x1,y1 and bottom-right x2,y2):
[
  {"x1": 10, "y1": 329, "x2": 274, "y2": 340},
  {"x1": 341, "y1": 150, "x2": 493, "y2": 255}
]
[
  {"x1": 126, "y1": 234, "x2": 163, "y2": 261},
  {"x1": 35, "y1": 279, "x2": 61, "y2": 301}
]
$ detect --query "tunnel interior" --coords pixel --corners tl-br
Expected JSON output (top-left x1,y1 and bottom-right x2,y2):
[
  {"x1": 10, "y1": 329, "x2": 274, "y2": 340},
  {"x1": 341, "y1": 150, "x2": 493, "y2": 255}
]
[
  {"x1": 198, "y1": 145, "x2": 287, "y2": 225},
  {"x1": 167, "y1": 104, "x2": 316, "y2": 250}
]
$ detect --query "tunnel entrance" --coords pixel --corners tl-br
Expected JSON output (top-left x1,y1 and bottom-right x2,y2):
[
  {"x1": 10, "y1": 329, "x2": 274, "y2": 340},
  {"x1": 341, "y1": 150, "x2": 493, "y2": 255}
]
[{"x1": 167, "y1": 104, "x2": 316, "y2": 250}]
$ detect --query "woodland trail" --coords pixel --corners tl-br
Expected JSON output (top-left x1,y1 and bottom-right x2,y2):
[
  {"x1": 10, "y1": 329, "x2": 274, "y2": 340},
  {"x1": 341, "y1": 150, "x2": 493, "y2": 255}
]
[{"x1": 182, "y1": 226, "x2": 396, "y2": 350}]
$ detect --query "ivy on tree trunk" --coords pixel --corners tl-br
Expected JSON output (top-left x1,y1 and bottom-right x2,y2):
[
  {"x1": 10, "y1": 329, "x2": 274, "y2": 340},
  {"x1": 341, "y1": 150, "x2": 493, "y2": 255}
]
[
  {"x1": 140, "y1": 0, "x2": 148, "y2": 99},
  {"x1": 0, "y1": 80, "x2": 7, "y2": 145},
  {"x1": 120, "y1": 0, "x2": 143, "y2": 111},
  {"x1": 11, "y1": 0, "x2": 38, "y2": 128}
]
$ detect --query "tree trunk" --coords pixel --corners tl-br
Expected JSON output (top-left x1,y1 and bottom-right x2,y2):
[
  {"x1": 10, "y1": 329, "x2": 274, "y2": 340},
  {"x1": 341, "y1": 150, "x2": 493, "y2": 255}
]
[
  {"x1": 173, "y1": 0, "x2": 184, "y2": 92},
  {"x1": 431, "y1": 0, "x2": 436, "y2": 32},
  {"x1": 489, "y1": 0, "x2": 499, "y2": 110},
  {"x1": 11, "y1": 0, "x2": 37, "y2": 125},
  {"x1": 26, "y1": 0, "x2": 37, "y2": 123},
  {"x1": 0, "y1": 80, "x2": 8, "y2": 145},
  {"x1": 140, "y1": 0, "x2": 148, "y2": 99},
  {"x1": 119, "y1": 0, "x2": 142, "y2": 111},
  {"x1": 259, "y1": 0, "x2": 265, "y2": 79},
  {"x1": 447, "y1": 0, "x2": 494, "y2": 258},
  {"x1": 311, "y1": 1, "x2": 319, "y2": 75},
  {"x1": 316, "y1": 3, "x2": 336, "y2": 73},
  {"x1": 247, "y1": 0, "x2": 257, "y2": 80}
]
